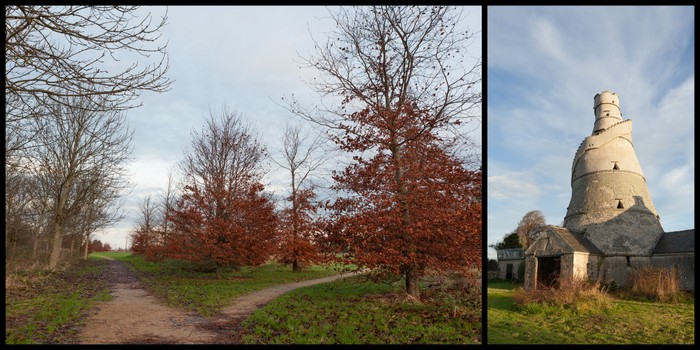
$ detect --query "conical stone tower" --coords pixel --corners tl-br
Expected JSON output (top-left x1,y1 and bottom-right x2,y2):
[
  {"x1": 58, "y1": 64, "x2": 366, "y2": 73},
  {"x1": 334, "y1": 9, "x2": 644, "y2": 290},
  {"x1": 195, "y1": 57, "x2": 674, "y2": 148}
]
[{"x1": 563, "y1": 91, "x2": 663, "y2": 255}]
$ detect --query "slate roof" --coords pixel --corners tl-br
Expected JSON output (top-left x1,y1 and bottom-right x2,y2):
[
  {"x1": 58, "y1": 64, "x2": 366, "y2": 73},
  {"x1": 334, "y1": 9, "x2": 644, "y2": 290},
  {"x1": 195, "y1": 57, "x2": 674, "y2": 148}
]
[
  {"x1": 496, "y1": 248, "x2": 524, "y2": 260},
  {"x1": 652, "y1": 229, "x2": 695, "y2": 254},
  {"x1": 549, "y1": 226, "x2": 603, "y2": 254}
]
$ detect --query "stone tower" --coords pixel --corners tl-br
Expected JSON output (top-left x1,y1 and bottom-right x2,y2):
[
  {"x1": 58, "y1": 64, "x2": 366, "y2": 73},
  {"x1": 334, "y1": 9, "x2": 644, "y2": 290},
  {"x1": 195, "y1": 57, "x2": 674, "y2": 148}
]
[{"x1": 563, "y1": 91, "x2": 663, "y2": 255}]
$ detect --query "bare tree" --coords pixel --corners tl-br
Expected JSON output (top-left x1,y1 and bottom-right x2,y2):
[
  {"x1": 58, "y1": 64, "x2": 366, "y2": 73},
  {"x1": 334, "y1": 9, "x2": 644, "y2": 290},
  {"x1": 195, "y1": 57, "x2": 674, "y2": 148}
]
[
  {"x1": 30, "y1": 95, "x2": 133, "y2": 269},
  {"x1": 4, "y1": 167, "x2": 35, "y2": 260},
  {"x1": 5, "y1": 6, "x2": 172, "y2": 118},
  {"x1": 181, "y1": 105, "x2": 267, "y2": 211},
  {"x1": 158, "y1": 168, "x2": 178, "y2": 236},
  {"x1": 282, "y1": 6, "x2": 481, "y2": 298},
  {"x1": 284, "y1": 6, "x2": 480, "y2": 159},
  {"x1": 516, "y1": 210, "x2": 547, "y2": 250},
  {"x1": 274, "y1": 123, "x2": 326, "y2": 199},
  {"x1": 135, "y1": 195, "x2": 159, "y2": 234},
  {"x1": 273, "y1": 123, "x2": 327, "y2": 271},
  {"x1": 129, "y1": 194, "x2": 160, "y2": 256},
  {"x1": 67, "y1": 184, "x2": 125, "y2": 260}
]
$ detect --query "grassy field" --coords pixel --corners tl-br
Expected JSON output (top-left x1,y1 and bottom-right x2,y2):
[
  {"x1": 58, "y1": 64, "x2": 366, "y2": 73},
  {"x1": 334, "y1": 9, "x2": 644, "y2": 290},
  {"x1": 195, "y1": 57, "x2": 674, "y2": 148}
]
[
  {"x1": 240, "y1": 275, "x2": 482, "y2": 344},
  {"x1": 487, "y1": 280, "x2": 695, "y2": 344},
  {"x1": 5, "y1": 259, "x2": 112, "y2": 344}
]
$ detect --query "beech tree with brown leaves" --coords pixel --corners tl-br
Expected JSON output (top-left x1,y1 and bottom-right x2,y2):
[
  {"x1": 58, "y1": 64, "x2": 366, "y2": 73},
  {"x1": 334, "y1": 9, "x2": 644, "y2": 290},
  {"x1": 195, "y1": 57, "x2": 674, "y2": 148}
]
[
  {"x1": 165, "y1": 106, "x2": 277, "y2": 270},
  {"x1": 285, "y1": 6, "x2": 481, "y2": 298},
  {"x1": 130, "y1": 195, "x2": 160, "y2": 258},
  {"x1": 326, "y1": 103, "x2": 481, "y2": 298},
  {"x1": 168, "y1": 183, "x2": 277, "y2": 270}
]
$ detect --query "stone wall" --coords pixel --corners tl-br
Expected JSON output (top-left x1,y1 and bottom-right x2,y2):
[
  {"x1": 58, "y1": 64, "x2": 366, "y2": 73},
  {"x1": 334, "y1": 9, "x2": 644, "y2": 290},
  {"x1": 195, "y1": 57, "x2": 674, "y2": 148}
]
[
  {"x1": 651, "y1": 254, "x2": 695, "y2": 291},
  {"x1": 497, "y1": 259, "x2": 524, "y2": 280},
  {"x1": 586, "y1": 255, "x2": 653, "y2": 287},
  {"x1": 523, "y1": 255, "x2": 537, "y2": 289}
]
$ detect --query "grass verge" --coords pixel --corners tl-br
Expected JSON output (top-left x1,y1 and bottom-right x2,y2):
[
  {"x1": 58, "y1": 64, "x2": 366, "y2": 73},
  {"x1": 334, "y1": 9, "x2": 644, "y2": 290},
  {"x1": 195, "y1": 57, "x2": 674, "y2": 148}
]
[
  {"x1": 240, "y1": 275, "x2": 482, "y2": 344},
  {"x1": 487, "y1": 280, "x2": 695, "y2": 344},
  {"x1": 5, "y1": 260, "x2": 112, "y2": 344}
]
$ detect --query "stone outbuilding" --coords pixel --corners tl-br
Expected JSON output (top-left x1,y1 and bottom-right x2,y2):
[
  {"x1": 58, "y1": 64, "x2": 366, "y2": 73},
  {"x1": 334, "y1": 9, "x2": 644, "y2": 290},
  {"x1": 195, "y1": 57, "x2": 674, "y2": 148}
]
[
  {"x1": 496, "y1": 248, "x2": 524, "y2": 281},
  {"x1": 524, "y1": 91, "x2": 694, "y2": 291}
]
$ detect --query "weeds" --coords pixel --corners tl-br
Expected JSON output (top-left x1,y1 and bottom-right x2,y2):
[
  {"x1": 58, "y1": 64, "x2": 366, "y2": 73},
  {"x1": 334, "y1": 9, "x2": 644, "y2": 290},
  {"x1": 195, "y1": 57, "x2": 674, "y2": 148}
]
[
  {"x1": 630, "y1": 266, "x2": 681, "y2": 302},
  {"x1": 513, "y1": 277, "x2": 612, "y2": 314}
]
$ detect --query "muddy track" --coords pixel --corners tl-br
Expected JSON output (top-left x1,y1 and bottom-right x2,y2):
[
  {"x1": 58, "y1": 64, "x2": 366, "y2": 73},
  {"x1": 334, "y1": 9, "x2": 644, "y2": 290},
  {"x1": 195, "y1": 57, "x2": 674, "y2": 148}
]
[{"x1": 79, "y1": 259, "x2": 360, "y2": 344}]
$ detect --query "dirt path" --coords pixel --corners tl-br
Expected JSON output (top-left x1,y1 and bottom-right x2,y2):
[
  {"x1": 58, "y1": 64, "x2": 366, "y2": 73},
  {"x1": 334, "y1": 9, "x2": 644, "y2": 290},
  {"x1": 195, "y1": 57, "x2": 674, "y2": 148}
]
[{"x1": 79, "y1": 259, "x2": 361, "y2": 344}]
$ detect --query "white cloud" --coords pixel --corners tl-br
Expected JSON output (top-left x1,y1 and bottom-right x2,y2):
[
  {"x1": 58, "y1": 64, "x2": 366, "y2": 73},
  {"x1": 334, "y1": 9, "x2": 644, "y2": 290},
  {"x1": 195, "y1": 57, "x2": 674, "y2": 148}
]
[{"x1": 488, "y1": 173, "x2": 541, "y2": 201}]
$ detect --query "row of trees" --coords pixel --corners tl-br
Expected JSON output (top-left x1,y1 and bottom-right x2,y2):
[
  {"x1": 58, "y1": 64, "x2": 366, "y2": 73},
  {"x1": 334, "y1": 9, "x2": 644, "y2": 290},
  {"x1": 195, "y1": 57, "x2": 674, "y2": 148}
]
[
  {"x1": 5, "y1": 6, "x2": 171, "y2": 269},
  {"x1": 130, "y1": 6, "x2": 482, "y2": 298},
  {"x1": 130, "y1": 110, "x2": 324, "y2": 271},
  {"x1": 6, "y1": 6, "x2": 482, "y2": 299},
  {"x1": 88, "y1": 239, "x2": 112, "y2": 253}
]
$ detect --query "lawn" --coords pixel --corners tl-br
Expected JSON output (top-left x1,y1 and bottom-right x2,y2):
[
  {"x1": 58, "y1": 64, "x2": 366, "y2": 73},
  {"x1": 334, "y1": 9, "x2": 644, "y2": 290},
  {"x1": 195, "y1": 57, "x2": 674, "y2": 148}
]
[
  {"x1": 487, "y1": 280, "x2": 695, "y2": 344},
  {"x1": 239, "y1": 275, "x2": 482, "y2": 344}
]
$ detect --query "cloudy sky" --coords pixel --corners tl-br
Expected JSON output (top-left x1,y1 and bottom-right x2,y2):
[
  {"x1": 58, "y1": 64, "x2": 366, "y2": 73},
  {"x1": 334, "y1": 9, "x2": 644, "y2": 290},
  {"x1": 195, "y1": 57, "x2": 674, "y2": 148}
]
[
  {"x1": 486, "y1": 6, "x2": 694, "y2": 259},
  {"x1": 94, "y1": 6, "x2": 482, "y2": 250}
]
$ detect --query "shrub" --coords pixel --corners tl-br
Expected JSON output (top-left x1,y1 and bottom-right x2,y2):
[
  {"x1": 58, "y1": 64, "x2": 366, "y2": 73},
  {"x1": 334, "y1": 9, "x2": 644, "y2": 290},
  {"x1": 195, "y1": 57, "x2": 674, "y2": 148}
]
[
  {"x1": 513, "y1": 276, "x2": 611, "y2": 314},
  {"x1": 630, "y1": 266, "x2": 680, "y2": 302}
]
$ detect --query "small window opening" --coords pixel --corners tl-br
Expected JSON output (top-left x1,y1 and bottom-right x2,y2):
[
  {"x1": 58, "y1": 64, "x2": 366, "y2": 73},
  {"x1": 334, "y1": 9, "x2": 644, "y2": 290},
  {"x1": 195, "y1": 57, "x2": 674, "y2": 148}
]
[
  {"x1": 617, "y1": 200, "x2": 624, "y2": 209},
  {"x1": 613, "y1": 163, "x2": 620, "y2": 170},
  {"x1": 606, "y1": 113, "x2": 610, "y2": 116},
  {"x1": 626, "y1": 256, "x2": 631, "y2": 267}
]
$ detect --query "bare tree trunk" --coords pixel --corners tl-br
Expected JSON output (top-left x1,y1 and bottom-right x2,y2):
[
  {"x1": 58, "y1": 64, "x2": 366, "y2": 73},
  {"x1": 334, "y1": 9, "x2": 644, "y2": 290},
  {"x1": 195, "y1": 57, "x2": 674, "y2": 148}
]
[
  {"x1": 274, "y1": 123, "x2": 326, "y2": 272},
  {"x1": 390, "y1": 133, "x2": 420, "y2": 299},
  {"x1": 49, "y1": 181, "x2": 71, "y2": 269},
  {"x1": 406, "y1": 265, "x2": 420, "y2": 298},
  {"x1": 11, "y1": 233, "x2": 17, "y2": 260},
  {"x1": 49, "y1": 225, "x2": 64, "y2": 269},
  {"x1": 84, "y1": 233, "x2": 90, "y2": 260},
  {"x1": 32, "y1": 232, "x2": 40, "y2": 258}
]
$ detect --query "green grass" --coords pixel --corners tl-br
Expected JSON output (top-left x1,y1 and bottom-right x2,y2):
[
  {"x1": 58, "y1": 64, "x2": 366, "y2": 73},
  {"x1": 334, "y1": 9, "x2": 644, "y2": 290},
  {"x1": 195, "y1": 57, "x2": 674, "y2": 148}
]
[
  {"x1": 240, "y1": 276, "x2": 481, "y2": 344},
  {"x1": 5, "y1": 260, "x2": 112, "y2": 344},
  {"x1": 487, "y1": 280, "x2": 695, "y2": 344},
  {"x1": 108, "y1": 253, "x2": 352, "y2": 318},
  {"x1": 88, "y1": 251, "x2": 132, "y2": 260}
]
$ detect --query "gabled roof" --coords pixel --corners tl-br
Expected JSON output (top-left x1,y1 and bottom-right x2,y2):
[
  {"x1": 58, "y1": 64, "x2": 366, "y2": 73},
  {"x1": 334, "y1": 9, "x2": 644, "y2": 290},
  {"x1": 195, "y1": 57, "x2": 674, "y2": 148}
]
[
  {"x1": 525, "y1": 225, "x2": 602, "y2": 256},
  {"x1": 525, "y1": 226, "x2": 602, "y2": 256},
  {"x1": 549, "y1": 226, "x2": 603, "y2": 254},
  {"x1": 653, "y1": 229, "x2": 694, "y2": 254}
]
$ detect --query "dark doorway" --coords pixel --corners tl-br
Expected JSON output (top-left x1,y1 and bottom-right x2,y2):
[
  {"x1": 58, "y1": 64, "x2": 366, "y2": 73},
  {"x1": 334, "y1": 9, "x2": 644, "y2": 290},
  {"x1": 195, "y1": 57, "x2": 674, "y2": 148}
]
[
  {"x1": 537, "y1": 256, "x2": 561, "y2": 288},
  {"x1": 506, "y1": 263, "x2": 513, "y2": 280}
]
